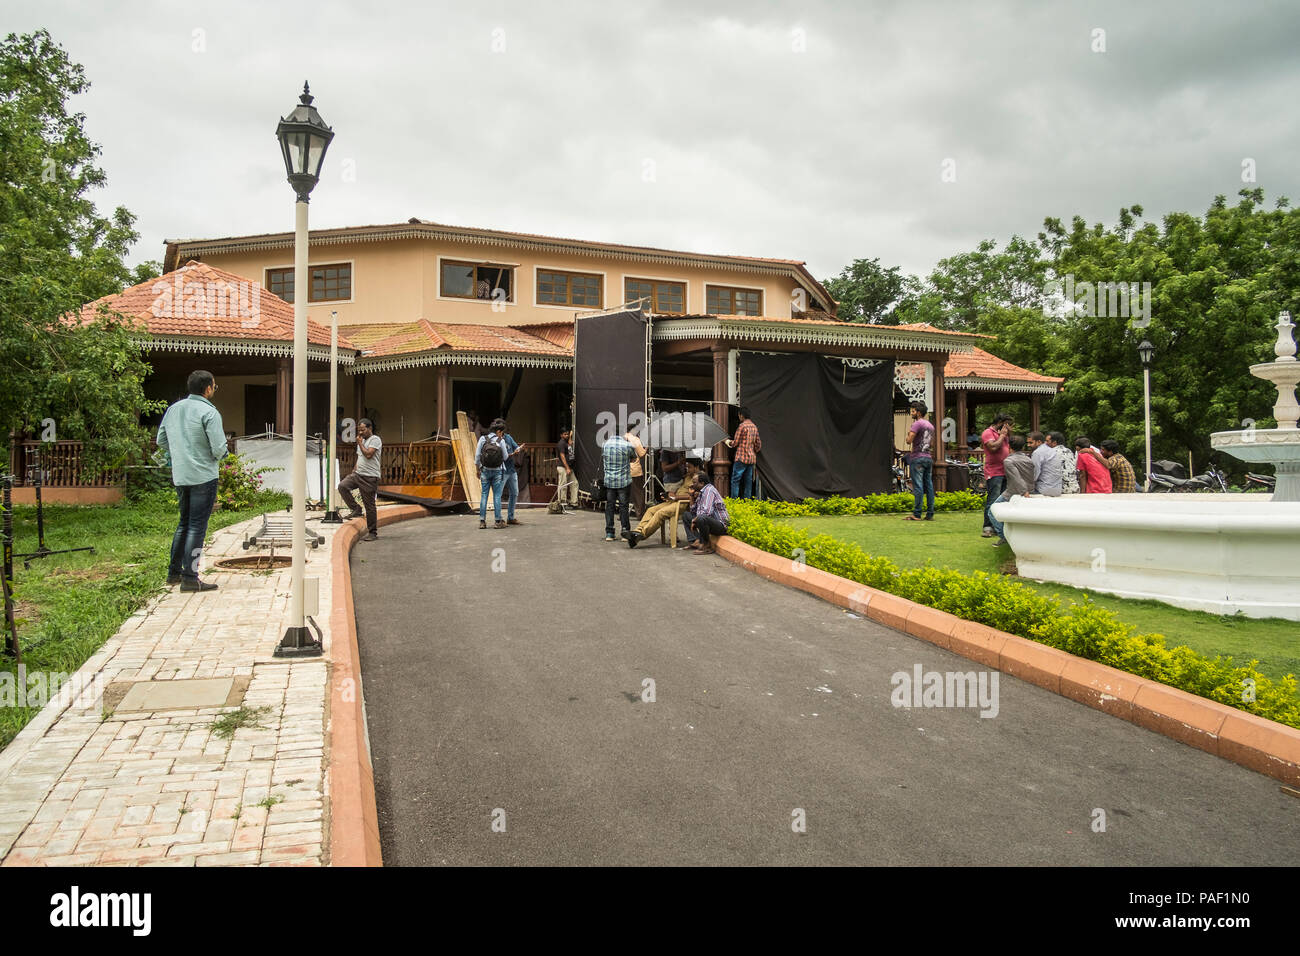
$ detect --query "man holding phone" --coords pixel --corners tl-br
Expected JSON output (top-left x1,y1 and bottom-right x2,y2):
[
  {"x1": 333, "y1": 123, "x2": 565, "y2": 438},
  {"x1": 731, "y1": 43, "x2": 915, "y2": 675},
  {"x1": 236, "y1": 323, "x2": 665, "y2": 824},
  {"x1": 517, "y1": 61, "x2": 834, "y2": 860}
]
[
  {"x1": 980, "y1": 413, "x2": 1013, "y2": 538},
  {"x1": 339, "y1": 418, "x2": 382, "y2": 541}
]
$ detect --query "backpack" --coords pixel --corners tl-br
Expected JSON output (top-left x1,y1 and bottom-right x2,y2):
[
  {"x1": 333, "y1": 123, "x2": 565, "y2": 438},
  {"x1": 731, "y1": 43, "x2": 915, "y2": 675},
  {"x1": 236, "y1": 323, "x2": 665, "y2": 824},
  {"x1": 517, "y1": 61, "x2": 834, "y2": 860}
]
[{"x1": 480, "y1": 435, "x2": 504, "y2": 469}]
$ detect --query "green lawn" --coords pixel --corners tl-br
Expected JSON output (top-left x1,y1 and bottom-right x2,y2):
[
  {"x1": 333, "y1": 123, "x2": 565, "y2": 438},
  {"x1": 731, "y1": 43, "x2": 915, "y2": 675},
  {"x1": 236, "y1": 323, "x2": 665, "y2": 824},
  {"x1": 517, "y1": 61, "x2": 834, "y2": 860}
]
[
  {"x1": 0, "y1": 492, "x2": 290, "y2": 750},
  {"x1": 781, "y1": 511, "x2": 1300, "y2": 685}
]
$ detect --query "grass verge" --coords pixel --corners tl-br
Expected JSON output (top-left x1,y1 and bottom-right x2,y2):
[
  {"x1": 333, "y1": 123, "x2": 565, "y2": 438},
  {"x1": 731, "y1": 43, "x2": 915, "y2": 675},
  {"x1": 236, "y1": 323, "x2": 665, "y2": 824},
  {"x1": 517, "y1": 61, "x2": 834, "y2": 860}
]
[
  {"x1": 0, "y1": 491, "x2": 290, "y2": 750},
  {"x1": 780, "y1": 511, "x2": 1300, "y2": 685}
]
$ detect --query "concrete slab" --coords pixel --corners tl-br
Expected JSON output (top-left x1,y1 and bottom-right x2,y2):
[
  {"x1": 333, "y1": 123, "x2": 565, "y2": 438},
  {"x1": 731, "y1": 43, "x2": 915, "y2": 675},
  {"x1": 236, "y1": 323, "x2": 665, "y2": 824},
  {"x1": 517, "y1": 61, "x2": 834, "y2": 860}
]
[{"x1": 115, "y1": 678, "x2": 237, "y2": 713}]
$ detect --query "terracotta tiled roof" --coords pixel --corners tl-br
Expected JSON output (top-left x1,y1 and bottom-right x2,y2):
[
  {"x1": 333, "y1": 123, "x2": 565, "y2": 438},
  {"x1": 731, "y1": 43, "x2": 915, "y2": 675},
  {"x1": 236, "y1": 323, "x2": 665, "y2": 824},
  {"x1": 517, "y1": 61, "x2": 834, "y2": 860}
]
[
  {"x1": 897, "y1": 347, "x2": 1063, "y2": 385},
  {"x1": 945, "y1": 348, "x2": 1064, "y2": 384},
  {"x1": 76, "y1": 261, "x2": 352, "y2": 349},
  {"x1": 338, "y1": 321, "x2": 570, "y2": 359},
  {"x1": 341, "y1": 320, "x2": 447, "y2": 356},
  {"x1": 893, "y1": 322, "x2": 995, "y2": 339},
  {"x1": 520, "y1": 322, "x2": 576, "y2": 351},
  {"x1": 427, "y1": 323, "x2": 571, "y2": 355}
]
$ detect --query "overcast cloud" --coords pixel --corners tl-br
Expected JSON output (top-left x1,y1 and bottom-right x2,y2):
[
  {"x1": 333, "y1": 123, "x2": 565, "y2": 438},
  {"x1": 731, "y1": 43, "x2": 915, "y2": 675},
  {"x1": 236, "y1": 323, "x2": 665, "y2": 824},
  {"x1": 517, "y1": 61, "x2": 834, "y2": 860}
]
[{"x1": 7, "y1": 0, "x2": 1299, "y2": 282}]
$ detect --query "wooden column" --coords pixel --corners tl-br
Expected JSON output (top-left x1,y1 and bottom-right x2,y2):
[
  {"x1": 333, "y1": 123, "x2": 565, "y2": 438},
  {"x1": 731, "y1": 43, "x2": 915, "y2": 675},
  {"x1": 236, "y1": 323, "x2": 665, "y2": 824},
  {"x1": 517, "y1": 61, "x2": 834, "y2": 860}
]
[
  {"x1": 436, "y1": 366, "x2": 451, "y2": 436},
  {"x1": 1030, "y1": 395, "x2": 1041, "y2": 434},
  {"x1": 932, "y1": 363, "x2": 947, "y2": 492},
  {"x1": 353, "y1": 373, "x2": 366, "y2": 423},
  {"x1": 275, "y1": 357, "x2": 291, "y2": 435},
  {"x1": 955, "y1": 389, "x2": 968, "y2": 452},
  {"x1": 711, "y1": 344, "x2": 732, "y2": 493}
]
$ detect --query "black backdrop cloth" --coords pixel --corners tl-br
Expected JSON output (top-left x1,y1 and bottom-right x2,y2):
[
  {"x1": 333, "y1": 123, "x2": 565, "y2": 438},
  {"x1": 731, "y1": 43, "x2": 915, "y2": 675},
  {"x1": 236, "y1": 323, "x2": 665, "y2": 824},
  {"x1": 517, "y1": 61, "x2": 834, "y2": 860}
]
[
  {"x1": 742, "y1": 352, "x2": 893, "y2": 500},
  {"x1": 573, "y1": 309, "x2": 647, "y2": 494}
]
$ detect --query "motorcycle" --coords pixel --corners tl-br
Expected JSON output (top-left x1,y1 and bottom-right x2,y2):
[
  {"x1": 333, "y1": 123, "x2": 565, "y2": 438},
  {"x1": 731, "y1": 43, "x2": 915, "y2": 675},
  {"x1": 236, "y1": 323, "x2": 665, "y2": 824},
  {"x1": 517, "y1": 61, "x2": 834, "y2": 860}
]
[
  {"x1": 1245, "y1": 472, "x2": 1276, "y2": 492},
  {"x1": 1149, "y1": 460, "x2": 1229, "y2": 493}
]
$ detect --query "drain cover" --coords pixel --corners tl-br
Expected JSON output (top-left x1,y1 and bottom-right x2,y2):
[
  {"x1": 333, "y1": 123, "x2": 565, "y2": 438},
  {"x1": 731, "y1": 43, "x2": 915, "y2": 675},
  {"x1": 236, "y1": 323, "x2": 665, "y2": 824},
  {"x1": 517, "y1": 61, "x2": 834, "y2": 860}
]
[{"x1": 114, "y1": 678, "x2": 238, "y2": 713}]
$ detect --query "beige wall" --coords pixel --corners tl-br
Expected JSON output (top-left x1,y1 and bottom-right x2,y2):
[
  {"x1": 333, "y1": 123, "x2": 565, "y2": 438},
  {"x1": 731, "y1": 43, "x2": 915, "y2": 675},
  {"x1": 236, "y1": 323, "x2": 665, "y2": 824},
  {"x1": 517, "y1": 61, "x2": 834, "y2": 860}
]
[{"x1": 198, "y1": 237, "x2": 807, "y2": 329}]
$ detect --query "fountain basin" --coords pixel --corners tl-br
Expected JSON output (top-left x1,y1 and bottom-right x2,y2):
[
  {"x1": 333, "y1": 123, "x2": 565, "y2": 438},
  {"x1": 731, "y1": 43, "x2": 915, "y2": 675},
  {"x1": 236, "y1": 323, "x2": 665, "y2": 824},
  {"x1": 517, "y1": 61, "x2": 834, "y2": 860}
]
[
  {"x1": 1210, "y1": 428, "x2": 1300, "y2": 502},
  {"x1": 993, "y1": 494, "x2": 1300, "y2": 620}
]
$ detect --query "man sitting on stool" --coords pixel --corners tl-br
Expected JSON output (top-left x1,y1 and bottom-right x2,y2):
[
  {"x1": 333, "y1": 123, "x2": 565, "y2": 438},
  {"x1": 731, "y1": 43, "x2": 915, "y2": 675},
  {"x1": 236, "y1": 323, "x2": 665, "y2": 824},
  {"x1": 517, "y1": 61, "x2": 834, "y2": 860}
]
[{"x1": 627, "y1": 461, "x2": 700, "y2": 548}]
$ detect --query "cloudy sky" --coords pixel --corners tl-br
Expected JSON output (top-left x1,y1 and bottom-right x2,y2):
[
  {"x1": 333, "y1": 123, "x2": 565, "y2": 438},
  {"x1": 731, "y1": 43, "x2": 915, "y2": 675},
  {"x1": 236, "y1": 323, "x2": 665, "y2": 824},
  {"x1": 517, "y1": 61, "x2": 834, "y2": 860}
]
[{"x1": 9, "y1": 0, "x2": 1300, "y2": 282}]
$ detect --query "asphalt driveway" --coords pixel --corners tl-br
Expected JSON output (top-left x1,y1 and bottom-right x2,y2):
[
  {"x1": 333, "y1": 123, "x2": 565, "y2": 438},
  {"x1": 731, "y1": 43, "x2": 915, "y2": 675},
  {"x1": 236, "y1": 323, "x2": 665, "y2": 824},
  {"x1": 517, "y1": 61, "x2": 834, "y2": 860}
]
[{"x1": 350, "y1": 508, "x2": 1299, "y2": 866}]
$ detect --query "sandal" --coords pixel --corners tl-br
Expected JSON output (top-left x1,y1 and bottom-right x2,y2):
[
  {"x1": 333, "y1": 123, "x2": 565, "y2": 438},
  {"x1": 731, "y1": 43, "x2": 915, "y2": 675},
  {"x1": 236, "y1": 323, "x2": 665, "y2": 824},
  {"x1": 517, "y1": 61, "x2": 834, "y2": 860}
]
[{"x1": 903, "y1": 515, "x2": 923, "y2": 521}]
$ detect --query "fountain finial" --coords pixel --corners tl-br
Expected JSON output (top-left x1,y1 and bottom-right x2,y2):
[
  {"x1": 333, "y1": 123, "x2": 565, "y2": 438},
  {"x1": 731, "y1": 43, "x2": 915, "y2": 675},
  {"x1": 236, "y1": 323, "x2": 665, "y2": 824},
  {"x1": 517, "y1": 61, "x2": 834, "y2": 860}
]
[{"x1": 1275, "y1": 311, "x2": 1296, "y2": 362}]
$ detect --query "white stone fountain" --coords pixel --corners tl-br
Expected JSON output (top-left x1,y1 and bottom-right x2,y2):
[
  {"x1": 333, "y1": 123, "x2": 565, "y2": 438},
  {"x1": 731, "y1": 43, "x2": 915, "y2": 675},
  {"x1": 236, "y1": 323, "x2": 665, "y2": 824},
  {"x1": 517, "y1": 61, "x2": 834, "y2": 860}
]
[
  {"x1": 1210, "y1": 312, "x2": 1300, "y2": 502},
  {"x1": 993, "y1": 313, "x2": 1300, "y2": 621}
]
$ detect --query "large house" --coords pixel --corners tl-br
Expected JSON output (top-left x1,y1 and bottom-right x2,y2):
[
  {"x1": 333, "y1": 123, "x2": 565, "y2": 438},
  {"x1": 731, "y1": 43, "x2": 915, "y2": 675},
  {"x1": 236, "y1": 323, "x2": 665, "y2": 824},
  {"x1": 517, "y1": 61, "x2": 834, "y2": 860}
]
[
  {"x1": 158, "y1": 218, "x2": 843, "y2": 445},
  {"x1": 10, "y1": 219, "x2": 1061, "y2": 502}
]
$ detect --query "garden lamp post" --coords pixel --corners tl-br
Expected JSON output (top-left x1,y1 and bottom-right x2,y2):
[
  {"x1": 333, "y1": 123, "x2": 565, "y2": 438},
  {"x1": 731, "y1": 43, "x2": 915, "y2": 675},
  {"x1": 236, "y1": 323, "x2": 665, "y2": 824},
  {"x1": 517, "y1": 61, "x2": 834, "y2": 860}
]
[
  {"x1": 274, "y1": 82, "x2": 333, "y2": 657},
  {"x1": 1139, "y1": 339, "x2": 1155, "y2": 492},
  {"x1": 322, "y1": 309, "x2": 342, "y2": 523}
]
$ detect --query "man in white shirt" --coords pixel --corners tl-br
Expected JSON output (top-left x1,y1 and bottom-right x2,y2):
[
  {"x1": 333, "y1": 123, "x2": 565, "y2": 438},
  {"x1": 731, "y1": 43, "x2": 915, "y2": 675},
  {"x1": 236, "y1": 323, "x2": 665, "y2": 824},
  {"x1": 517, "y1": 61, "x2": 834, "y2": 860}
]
[
  {"x1": 1028, "y1": 431, "x2": 1063, "y2": 496},
  {"x1": 339, "y1": 417, "x2": 382, "y2": 540}
]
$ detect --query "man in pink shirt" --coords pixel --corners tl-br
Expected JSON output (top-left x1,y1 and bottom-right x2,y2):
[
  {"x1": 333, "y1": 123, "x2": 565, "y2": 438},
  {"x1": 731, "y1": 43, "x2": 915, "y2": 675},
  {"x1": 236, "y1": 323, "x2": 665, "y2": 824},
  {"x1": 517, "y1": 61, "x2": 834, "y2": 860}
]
[
  {"x1": 1073, "y1": 437, "x2": 1113, "y2": 493},
  {"x1": 980, "y1": 414, "x2": 1013, "y2": 537}
]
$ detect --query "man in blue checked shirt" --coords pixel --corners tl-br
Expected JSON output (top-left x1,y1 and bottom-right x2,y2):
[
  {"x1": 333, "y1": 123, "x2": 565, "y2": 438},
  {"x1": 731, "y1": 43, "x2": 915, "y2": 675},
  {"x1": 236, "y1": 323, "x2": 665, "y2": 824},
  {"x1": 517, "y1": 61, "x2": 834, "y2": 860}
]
[
  {"x1": 156, "y1": 370, "x2": 229, "y2": 592},
  {"x1": 601, "y1": 430, "x2": 638, "y2": 541}
]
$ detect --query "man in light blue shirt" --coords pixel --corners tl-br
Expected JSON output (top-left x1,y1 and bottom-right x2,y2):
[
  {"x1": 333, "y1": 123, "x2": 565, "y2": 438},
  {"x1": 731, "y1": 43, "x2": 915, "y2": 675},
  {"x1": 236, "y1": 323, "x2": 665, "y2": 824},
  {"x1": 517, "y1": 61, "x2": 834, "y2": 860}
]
[{"x1": 156, "y1": 370, "x2": 228, "y2": 591}]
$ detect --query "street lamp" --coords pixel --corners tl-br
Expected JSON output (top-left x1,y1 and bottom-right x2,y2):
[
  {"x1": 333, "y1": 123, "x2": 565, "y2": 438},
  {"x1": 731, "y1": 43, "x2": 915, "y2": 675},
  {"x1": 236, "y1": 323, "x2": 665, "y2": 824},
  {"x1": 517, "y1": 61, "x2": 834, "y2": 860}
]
[
  {"x1": 274, "y1": 82, "x2": 334, "y2": 658},
  {"x1": 1138, "y1": 339, "x2": 1155, "y2": 492},
  {"x1": 322, "y1": 309, "x2": 342, "y2": 524}
]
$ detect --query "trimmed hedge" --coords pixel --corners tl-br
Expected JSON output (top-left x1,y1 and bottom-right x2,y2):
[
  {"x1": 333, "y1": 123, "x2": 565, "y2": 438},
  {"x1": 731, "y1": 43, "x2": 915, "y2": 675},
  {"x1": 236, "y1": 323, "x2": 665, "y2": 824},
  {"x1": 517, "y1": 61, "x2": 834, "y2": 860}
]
[
  {"x1": 745, "y1": 491, "x2": 985, "y2": 518},
  {"x1": 727, "y1": 498, "x2": 1300, "y2": 730}
]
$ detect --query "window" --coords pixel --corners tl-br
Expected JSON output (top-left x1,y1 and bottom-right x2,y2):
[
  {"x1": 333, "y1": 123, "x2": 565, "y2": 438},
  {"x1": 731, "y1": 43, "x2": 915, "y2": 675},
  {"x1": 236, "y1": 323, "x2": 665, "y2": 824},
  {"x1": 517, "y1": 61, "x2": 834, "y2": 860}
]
[
  {"x1": 706, "y1": 285, "x2": 761, "y2": 316},
  {"x1": 265, "y1": 263, "x2": 352, "y2": 303},
  {"x1": 441, "y1": 261, "x2": 514, "y2": 302},
  {"x1": 624, "y1": 278, "x2": 685, "y2": 314},
  {"x1": 537, "y1": 269, "x2": 602, "y2": 308}
]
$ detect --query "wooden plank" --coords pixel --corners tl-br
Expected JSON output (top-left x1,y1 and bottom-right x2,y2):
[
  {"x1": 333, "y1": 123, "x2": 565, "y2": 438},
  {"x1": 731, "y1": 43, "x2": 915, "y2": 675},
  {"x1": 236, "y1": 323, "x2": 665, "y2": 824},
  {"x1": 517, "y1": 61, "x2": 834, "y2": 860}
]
[{"x1": 450, "y1": 427, "x2": 480, "y2": 502}]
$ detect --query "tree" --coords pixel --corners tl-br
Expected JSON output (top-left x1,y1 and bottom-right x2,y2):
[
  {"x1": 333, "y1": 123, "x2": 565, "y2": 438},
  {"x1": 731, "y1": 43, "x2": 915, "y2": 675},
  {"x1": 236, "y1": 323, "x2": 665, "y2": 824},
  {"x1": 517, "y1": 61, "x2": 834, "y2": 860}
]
[
  {"x1": 0, "y1": 29, "x2": 160, "y2": 473},
  {"x1": 1041, "y1": 192, "x2": 1292, "y2": 469},
  {"x1": 822, "y1": 257, "x2": 913, "y2": 324}
]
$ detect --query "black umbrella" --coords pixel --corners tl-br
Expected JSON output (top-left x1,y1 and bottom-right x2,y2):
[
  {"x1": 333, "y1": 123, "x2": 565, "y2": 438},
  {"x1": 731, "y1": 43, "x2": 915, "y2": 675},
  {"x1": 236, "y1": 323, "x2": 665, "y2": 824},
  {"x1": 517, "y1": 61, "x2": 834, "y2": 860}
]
[{"x1": 644, "y1": 411, "x2": 729, "y2": 451}]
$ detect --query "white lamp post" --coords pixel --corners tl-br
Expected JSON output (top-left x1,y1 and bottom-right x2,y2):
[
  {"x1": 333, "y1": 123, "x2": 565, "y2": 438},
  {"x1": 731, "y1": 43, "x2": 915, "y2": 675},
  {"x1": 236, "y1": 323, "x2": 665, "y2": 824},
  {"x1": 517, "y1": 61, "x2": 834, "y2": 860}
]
[
  {"x1": 322, "y1": 309, "x2": 342, "y2": 523},
  {"x1": 274, "y1": 82, "x2": 334, "y2": 657},
  {"x1": 1139, "y1": 339, "x2": 1155, "y2": 492}
]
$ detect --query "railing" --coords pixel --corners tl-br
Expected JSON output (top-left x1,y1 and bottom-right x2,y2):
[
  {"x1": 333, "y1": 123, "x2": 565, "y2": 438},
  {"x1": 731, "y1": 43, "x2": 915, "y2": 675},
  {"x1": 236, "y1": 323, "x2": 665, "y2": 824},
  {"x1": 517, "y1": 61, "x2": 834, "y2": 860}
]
[
  {"x1": 338, "y1": 441, "x2": 458, "y2": 486},
  {"x1": 8, "y1": 442, "x2": 125, "y2": 487}
]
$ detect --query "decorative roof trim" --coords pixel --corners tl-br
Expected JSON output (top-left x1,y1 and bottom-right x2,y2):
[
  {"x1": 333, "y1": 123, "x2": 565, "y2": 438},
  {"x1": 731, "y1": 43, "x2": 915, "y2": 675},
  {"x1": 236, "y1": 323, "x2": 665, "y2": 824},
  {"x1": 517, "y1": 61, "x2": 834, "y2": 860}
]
[
  {"x1": 137, "y1": 335, "x2": 355, "y2": 364},
  {"x1": 652, "y1": 318, "x2": 976, "y2": 353},
  {"x1": 352, "y1": 351, "x2": 574, "y2": 374},
  {"x1": 946, "y1": 377, "x2": 1062, "y2": 394}
]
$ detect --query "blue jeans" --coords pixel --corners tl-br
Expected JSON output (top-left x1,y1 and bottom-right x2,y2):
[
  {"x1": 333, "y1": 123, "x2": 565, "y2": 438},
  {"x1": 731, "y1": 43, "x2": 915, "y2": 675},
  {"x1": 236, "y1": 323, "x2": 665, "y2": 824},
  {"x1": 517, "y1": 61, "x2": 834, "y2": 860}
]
[
  {"x1": 169, "y1": 478, "x2": 218, "y2": 579},
  {"x1": 605, "y1": 485, "x2": 630, "y2": 536},
  {"x1": 910, "y1": 457, "x2": 935, "y2": 518},
  {"x1": 504, "y1": 470, "x2": 518, "y2": 520},
  {"x1": 479, "y1": 467, "x2": 506, "y2": 521},
  {"x1": 730, "y1": 461, "x2": 754, "y2": 499},
  {"x1": 984, "y1": 476, "x2": 1007, "y2": 531},
  {"x1": 988, "y1": 491, "x2": 1010, "y2": 538}
]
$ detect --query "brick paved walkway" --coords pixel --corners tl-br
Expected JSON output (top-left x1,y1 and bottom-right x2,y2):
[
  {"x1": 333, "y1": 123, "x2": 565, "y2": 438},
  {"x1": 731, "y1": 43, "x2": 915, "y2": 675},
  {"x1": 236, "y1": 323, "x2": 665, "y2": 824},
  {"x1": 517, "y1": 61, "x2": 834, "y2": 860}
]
[{"x1": 0, "y1": 511, "x2": 362, "y2": 867}]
